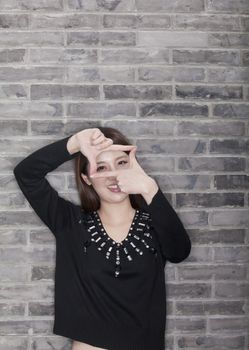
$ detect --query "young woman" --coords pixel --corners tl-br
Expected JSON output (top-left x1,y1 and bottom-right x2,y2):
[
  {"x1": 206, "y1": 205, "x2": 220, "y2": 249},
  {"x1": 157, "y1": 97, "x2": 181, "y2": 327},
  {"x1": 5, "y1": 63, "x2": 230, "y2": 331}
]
[{"x1": 13, "y1": 127, "x2": 191, "y2": 350}]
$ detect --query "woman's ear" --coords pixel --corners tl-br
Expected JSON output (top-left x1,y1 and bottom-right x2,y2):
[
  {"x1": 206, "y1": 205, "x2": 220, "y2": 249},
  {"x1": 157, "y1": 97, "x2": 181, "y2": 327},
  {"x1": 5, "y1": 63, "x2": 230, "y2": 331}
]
[{"x1": 81, "y1": 173, "x2": 92, "y2": 186}]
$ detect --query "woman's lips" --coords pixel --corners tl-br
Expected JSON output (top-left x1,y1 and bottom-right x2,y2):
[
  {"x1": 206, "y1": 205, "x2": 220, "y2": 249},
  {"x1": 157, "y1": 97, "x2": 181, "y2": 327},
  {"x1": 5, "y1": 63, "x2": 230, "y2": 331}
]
[{"x1": 107, "y1": 185, "x2": 121, "y2": 193}]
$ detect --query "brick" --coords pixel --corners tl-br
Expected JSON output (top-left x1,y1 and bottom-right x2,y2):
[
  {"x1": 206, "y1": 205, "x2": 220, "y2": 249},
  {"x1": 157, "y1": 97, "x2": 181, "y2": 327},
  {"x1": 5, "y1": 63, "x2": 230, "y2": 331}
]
[
  {"x1": 165, "y1": 335, "x2": 174, "y2": 350},
  {"x1": 0, "y1": 303, "x2": 25, "y2": 317},
  {"x1": 242, "y1": 50, "x2": 249, "y2": 66},
  {"x1": 167, "y1": 283, "x2": 212, "y2": 298},
  {"x1": 214, "y1": 175, "x2": 249, "y2": 189},
  {"x1": 104, "y1": 120, "x2": 175, "y2": 137},
  {"x1": 0, "y1": 265, "x2": 29, "y2": 282},
  {"x1": 176, "y1": 192, "x2": 244, "y2": 208},
  {"x1": 100, "y1": 32, "x2": 136, "y2": 46},
  {"x1": 139, "y1": 102, "x2": 208, "y2": 117},
  {"x1": 177, "y1": 335, "x2": 245, "y2": 349},
  {"x1": 135, "y1": 0, "x2": 204, "y2": 12},
  {"x1": 31, "y1": 266, "x2": 55, "y2": 281},
  {"x1": 103, "y1": 84, "x2": 172, "y2": 100},
  {"x1": 177, "y1": 121, "x2": 245, "y2": 136},
  {"x1": 213, "y1": 246, "x2": 249, "y2": 263},
  {"x1": 0, "y1": 32, "x2": 64, "y2": 47},
  {"x1": 0, "y1": 320, "x2": 53, "y2": 335},
  {"x1": 0, "y1": 14, "x2": 29, "y2": 29},
  {"x1": 206, "y1": 0, "x2": 249, "y2": 14},
  {"x1": 103, "y1": 14, "x2": 137, "y2": 28},
  {"x1": 0, "y1": 120, "x2": 27, "y2": 136},
  {"x1": 0, "y1": 229, "x2": 27, "y2": 245},
  {"x1": 178, "y1": 156, "x2": 245, "y2": 172},
  {"x1": 67, "y1": 32, "x2": 99, "y2": 46},
  {"x1": 0, "y1": 67, "x2": 65, "y2": 82},
  {"x1": 207, "y1": 67, "x2": 249, "y2": 82},
  {"x1": 209, "y1": 317, "x2": 249, "y2": 331},
  {"x1": 100, "y1": 48, "x2": 170, "y2": 64},
  {"x1": 0, "y1": 246, "x2": 55, "y2": 264},
  {"x1": 174, "y1": 14, "x2": 240, "y2": 31},
  {"x1": 177, "y1": 265, "x2": 247, "y2": 280},
  {"x1": 176, "y1": 85, "x2": 242, "y2": 100},
  {"x1": 0, "y1": 85, "x2": 28, "y2": 99},
  {"x1": 180, "y1": 246, "x2": 213, "y2": 262},
  {"x1": 188, "y1": 229, "x2": 246, "y2": 244},
  {"x1": 211, "y1": 210, "x2": 249, "y2": 227},
  {"x1": 30, "y1": 120, "x2": 93, "y2": 136},
  {"x1": 0, "y1": 0, "x2": 63, "y2": 11},
  {"x1": 213, "y1": 103, "x2": 249, "y2": 118},
  {"x1": 31, "y1": 336, "x2": 71, "y2": 350},
  {"x1": 29, "y1": 302, "x2": 54, "y2": 316},
  {"x1": 30, "y1": 229, "x2": 55, "y2": 244},
  {"x1": 30, "y1": 48, "x2": 98, "y2": 64},
  {"x1": 177, "y1": 266, "x2": 214, "y2": 280},
  {"x1": 241, "y1": 18, "x2": 249, "y2": 32},
  {"x1": 138, "y1": 67, "x2": 205, "y2": 82},
  {"x1": 31, "y1": 84, "x2": 100, "y2": 100},
  {"x1": 165, "y1": 266, "x2": 176, "y2": 281},
  {"x1": 210, "y1": 139, "x2": 249, "y2": 155},
  {"x1": 173, "y1": 318, "x2": 206, "y2": 332},
  {"x1": 0, "y1": 49, "x2": 26, "y2": 63},
  {"x1": 208, "y1": 33, "x2": 249, "y2": 48},
  {"x1": 67, "y1": 67, "x2": 135, "y2": 83},
  {"x1": 67, "y1": 0, "x2": 134, "y2": 11},
  {"x1": 0, "y1": 336, "x2": 28, "y2": 350},
  {"x1": 0, "y1": 192, "x2": 40, "y2": 208},
  {"x1": 31, "y1": 14, "x2": 99, "y2": 29},
  {"x1": 0, "y1": 284, "x2": 53, "y2": 301},
  {"x1": 155, "y1": 175, "x2": 211, "y2": 192},
  {"x1": 136, "y1": 139, "x2": 207, "y2": 154},
  {"x1": 175, "y1": 301, "x2": 245, "y2": 316},
  {"x1": 173, "y1": 49, "x2": 240, "y2": 66},
  {"x1": 0, "y1": 102, "x2": 63, "y2": 117},
  {"x1": 67, "y1": 102, "x2": 136, "y2": 118},
  {"x1": 215, "y1": 282, "x2": 249, "y2": 298},
  {"x1": 138, "y1": 31, "x2": 208, "y2": 47},
  {"x1": 104, "y1": 14, "x2": 171, "y2": 29}
]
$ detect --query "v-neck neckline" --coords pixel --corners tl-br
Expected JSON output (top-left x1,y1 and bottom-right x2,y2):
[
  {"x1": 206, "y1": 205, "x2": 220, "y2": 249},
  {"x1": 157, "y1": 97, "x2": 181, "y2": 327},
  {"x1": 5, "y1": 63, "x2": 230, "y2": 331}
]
[{"x1": 93, "y1": 209, "x2": 139, "y2": 245}]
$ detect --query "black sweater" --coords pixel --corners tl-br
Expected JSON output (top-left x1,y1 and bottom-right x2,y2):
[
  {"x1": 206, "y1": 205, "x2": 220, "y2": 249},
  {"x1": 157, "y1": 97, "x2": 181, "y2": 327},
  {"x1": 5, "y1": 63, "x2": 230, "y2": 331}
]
[{"x1": 13, "y1": 134, "x2": 191, "y2": 350}]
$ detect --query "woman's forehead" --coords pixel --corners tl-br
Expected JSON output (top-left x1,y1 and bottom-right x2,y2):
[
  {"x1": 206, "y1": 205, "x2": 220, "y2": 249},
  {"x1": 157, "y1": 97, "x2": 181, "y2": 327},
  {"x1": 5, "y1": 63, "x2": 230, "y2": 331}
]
[{"x1": 96, "y1": 150, "x2": 128, "y2": 163}]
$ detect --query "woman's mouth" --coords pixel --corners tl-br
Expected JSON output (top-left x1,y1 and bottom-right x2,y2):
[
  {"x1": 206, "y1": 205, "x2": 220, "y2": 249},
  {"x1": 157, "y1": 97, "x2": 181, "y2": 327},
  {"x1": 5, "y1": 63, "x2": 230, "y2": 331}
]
[{"x1": 107, "y1": 185, "x2": 121, "y2": 193}]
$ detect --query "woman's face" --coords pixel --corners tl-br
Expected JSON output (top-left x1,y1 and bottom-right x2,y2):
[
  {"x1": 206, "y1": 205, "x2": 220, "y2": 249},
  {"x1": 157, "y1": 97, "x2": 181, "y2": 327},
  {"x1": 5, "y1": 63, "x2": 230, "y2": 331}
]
[{"x1": 81, "y1": 149, "x2": 131, "y2": 203}]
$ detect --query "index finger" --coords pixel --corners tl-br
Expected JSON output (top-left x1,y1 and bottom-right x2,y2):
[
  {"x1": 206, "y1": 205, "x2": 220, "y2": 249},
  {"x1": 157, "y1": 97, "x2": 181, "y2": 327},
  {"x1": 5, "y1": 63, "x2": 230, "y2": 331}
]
[
  {"x1": 89, "y1": 170, "x2": 119, "y2": 179},
  {"x1": 103, "y1": 144, "x2": 137, "y2": 152}
]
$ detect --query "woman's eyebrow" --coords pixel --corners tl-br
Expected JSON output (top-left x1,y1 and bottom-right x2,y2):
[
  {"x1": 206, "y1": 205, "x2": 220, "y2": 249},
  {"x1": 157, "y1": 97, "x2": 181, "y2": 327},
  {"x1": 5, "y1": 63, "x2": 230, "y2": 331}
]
[{"x1": 97, "y1": 155, "x2": 128, "y2": 164}]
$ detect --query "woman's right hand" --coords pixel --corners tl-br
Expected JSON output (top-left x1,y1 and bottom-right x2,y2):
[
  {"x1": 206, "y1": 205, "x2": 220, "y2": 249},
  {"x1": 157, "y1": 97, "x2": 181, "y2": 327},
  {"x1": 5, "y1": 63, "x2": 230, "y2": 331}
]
[{"x1": 74, "y1": 128, "x2": 136, "y2": 176}]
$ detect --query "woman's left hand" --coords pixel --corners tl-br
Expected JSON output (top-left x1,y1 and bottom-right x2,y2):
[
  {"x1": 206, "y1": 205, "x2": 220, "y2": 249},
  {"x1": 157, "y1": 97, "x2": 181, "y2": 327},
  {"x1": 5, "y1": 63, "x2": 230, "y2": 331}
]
[{"x1": 89, "y1": 145, "x2": 157, "y2": 195}]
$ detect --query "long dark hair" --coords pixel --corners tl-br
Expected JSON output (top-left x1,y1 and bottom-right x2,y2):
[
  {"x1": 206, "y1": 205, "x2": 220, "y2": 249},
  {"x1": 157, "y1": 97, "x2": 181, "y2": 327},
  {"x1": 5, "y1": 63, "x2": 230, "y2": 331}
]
[{"x1": 74, "y1": 126, "x2": 146, "y2": 213}]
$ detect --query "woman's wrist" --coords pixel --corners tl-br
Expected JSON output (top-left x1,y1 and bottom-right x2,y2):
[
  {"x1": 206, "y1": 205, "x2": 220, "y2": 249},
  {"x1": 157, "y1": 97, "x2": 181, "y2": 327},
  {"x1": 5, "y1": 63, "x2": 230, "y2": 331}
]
[
  {"x1": 67, "y1": 134, "x2": 80, "y2": 155},
  {"x1": 141, "y1": 177, "x2": 159, "y2": 205}
]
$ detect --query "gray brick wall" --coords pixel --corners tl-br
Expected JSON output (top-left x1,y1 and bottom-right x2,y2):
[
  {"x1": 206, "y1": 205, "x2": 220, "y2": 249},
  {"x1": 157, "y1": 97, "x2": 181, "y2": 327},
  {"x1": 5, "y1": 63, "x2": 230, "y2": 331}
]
[{"x1": 1, "y1": 0, "x2": 248, "y2": 349}]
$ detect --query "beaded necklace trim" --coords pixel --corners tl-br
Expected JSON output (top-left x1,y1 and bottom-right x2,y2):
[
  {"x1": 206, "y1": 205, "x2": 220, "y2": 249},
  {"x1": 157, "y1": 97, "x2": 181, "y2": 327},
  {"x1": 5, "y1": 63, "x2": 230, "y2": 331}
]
[{"x1": 81, "y1": 209, "x2": 157, "y2": 278}]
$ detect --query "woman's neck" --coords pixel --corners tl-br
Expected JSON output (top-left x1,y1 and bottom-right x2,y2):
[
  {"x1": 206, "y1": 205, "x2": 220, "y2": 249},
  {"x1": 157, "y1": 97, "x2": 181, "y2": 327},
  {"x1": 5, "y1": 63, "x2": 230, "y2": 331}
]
[{"x1": 97, "y1": 201, "x2": 136, "y2": 225}]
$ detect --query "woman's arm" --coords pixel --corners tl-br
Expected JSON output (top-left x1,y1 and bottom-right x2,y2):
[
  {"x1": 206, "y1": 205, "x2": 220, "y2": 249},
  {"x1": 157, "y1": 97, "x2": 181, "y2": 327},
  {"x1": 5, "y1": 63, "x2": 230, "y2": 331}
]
[
  {"x1": 141, "y1": 180, "x2": 191, "y2": 263},
  {"x1": 13, "y1": 134, "x2": 81, "y2": 238}
]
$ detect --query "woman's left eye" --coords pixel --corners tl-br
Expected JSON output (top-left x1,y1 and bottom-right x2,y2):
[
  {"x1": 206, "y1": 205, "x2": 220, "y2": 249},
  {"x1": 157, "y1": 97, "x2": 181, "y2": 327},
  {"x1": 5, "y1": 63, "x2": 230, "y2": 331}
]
[{"x1": 119, "y1": 160, "x2": 128, "y2": 166}]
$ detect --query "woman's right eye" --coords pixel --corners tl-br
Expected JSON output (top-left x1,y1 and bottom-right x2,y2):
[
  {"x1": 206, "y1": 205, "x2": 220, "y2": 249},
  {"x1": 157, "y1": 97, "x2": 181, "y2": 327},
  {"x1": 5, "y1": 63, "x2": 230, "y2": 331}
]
[{"x1": 96, "y1": 166, "x2": 105, "y2": 172}]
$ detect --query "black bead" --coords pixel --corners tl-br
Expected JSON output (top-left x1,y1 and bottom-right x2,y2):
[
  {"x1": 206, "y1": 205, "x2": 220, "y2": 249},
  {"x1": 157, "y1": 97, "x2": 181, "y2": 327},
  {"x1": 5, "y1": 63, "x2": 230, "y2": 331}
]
[{"x1": 84, "y1": 240, "x2": 91, "y2": 247}]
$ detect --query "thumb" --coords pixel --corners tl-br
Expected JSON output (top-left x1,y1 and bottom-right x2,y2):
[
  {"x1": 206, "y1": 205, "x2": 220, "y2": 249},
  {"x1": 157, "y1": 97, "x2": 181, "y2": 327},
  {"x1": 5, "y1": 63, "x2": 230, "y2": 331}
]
[
  {"x1": 87, "y1": 155, "x2": 98, "y2": 177},
  {"x1": 128, "y1": 146, "x2": 139, "y2": 166}
]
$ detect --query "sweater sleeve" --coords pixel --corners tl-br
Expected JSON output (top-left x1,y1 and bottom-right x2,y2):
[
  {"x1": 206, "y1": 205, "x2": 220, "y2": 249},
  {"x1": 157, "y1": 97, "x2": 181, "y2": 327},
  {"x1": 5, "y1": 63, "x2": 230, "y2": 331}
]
[
  {"x1": 140, "y1": 186, "x2": 191, "y2": 263},
  {"x1": 13, "y1": 134, "x2": 81, "y2": 238}
]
